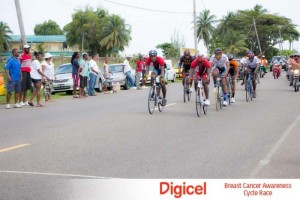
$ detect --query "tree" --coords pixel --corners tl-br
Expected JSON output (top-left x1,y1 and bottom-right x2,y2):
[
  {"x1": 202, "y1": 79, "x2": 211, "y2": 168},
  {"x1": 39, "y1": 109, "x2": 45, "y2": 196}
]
[
  {"x1": 34, "y1": 20, "x2": 63, "y2": 35},
  {"x1": 156, "y1": 42, "x2": 178, "y2": 58},
  {"x1": 0, "y1": 21, "x2": 12, "y2": 51},
  {"x1": 64, "y1": 7, "x2": 131, "y2": 56},
  {"x1": 99, "y1": 14, "x2": 131, "y2": 53},
  {"x1": 209, "y1": 5, "x2": 299, "y2": 56},
  {"x1": 196, "y1": 9, "x2": 217, "y2": 47}
]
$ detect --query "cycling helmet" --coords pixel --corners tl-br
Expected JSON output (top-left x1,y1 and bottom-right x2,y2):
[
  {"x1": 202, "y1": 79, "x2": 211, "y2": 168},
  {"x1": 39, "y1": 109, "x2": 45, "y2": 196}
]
[
  {"x1": 197, "y1": 53, "x2": 205, "y2": 62},
  {"x1": 246, "y1": 50, "x2": 251, "y2": 55},
  {"x1": 214, "y1": 48, "x2": 222, "y2": 55},
  {"x1": 289, "y1": 54, "x2": 294, "y2": 58},
  {"x1": 262, "y1": 55, "x2": 265, "y2": 58},
  {"x1": 227, "y1": 53, "x2": 234, "y2": 60},
  {"x1": 248, "y1": 52, "x2": 254, "y2": 59},
  {"x1": 149, "y1": 50, "x2": 157, "y2": 57}
]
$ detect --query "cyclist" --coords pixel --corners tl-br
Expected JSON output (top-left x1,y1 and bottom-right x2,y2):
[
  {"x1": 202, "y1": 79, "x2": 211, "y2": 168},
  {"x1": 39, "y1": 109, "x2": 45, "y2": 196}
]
[
  {"x1": 178, "y1": 49, "x2": 195, "y2": 92},
  {"x1": 240, "y1": 50, "x2": 251, "y2": 85},
  {"x1": 189, "y1": 53, "x2": 211, "y2": 106},
  {"x1": 244, "y1": 52, "x2": 260, "y2": 98},
  {"x1": 145, "y1": 50, "x2": 167, "y2": 106},
  {"x1": 228, "y1": 53, "x2": 238, "y2": 103},
  {"x1": 210, "y1": 48, "x2": 230, "y2": 106}
]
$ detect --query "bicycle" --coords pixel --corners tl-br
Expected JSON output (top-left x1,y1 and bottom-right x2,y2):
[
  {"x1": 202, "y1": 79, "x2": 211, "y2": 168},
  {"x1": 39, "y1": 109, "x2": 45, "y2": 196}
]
[
  {"x1": 226, "y1": 74, "x2": 233, "y2": 105},
  {"x1": 245, "y1": 70, "x2": 253, "y2": 102},
  {"x1": 214, "y1": 73, "x2": 224, "y2": 111},
  {"x1": 183, "y1": 71, "x2": 191, "y2": 103},
  {"x1": 148, "y1": 75, "x2": 164, "y2": 114},
  {"x1": 192, "y1": 77, "x2": 208, "y2": 117}
]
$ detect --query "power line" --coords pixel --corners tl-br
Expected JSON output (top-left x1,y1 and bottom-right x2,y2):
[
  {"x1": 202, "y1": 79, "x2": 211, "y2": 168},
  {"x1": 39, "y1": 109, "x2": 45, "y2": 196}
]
[
  {"x1": 103, "y1": 0, "x2": 192, "y2": 15},
  {"x1": 200, "y1": 0, "x2": 207, "y2": 10}
]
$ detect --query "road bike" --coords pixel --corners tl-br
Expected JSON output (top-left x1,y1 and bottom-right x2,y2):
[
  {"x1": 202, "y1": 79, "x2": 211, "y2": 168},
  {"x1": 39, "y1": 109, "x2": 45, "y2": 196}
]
[
  {"x1": 214, "y1": 73, "x2": 224, "y2": 111},
  {"x1": 226, "y1": 74, "x2": 233, "y2": 105},
  {"x1": 191, "y1": 77, "x2": 208, "y2": 117},
  {"x1": 183, "y1": 72, "x2": 191, "y2": 103},
  {"x1": 148, "y1": 75, "x2": 164, "y2": 114},
  {"x1": 245, "y1": 71, "x2": 253, "y2": 102}
]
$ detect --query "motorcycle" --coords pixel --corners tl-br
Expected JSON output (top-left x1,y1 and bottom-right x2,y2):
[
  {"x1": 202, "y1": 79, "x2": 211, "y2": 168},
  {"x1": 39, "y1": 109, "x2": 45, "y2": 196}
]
[
  {"x1": 293, "y1": 69, "x2": 300, "y2": 92},
  {"x1": 272, "y1": 64, "x2": 281, "y2": 79}
]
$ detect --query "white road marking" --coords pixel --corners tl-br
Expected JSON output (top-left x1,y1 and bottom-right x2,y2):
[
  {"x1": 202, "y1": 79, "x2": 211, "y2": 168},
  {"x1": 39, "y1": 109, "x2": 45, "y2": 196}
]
[
  {"x1": 0, "y1": 170, "x2": 112, "y2": 179},
  {"x1": 248, "y1": 115, "x2": 300, "y2": 178}
]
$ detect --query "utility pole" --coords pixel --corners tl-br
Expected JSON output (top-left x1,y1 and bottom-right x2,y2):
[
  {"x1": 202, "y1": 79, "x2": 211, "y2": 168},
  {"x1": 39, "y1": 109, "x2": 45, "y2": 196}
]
[
  {"x1": 278, "y1": 27, "x2": 283, "y2": 54},
  {"x1": 193, "y1": 0, "x2": 198, "y2": 55},
  {"x1": 253, "y1": 18, "x2": 262, "y2": 55},
  {"x1": 81, "y1": 33, "x2": 84, "y2": 53},
  {"x1": 14, "y1": 0, "x2": 26, "y2": 46}
]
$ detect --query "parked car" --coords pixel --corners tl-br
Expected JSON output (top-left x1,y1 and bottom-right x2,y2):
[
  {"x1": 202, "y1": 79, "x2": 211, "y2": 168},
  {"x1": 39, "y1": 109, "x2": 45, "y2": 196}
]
[
  {"x1": 103, "y1": 63, "x2": 136, "y2": 90},
  {"x1": 142, "y1": 62, "x2": 176, "y2": 84},
  {"x1": 53, "y1": 63, "x2": 102, "y2": 94}
]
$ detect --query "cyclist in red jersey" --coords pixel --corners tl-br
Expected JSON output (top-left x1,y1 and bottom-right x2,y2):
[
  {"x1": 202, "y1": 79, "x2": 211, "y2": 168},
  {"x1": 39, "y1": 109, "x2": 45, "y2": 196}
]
[
  {"x1": 189, "y1": 54, "x2": 212, "y2": 106},
  {"x1": 145, "y1": 50, "x2": 167, "y2": 106}
]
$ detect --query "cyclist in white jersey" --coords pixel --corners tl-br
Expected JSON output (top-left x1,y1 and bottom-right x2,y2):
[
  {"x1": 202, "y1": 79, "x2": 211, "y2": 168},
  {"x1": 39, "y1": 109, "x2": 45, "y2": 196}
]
[
  {"x1": 210, "y1": 48, "x2": 230, "y2": 106},
  {"x1": 244, "y1": 52, "x2": 260, "y2": 98}
]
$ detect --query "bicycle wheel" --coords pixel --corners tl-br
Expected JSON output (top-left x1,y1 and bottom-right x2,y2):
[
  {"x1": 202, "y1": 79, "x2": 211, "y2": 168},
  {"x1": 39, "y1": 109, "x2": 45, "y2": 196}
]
[
  {"x1": 215, "y1": 85, "x2": 219, "y2": 111},
  {"x1": 158, "y1": 100, "x2": 164, "y2": 112},
  {"x1": 183, "y1": 79, "x2": 187, "y2": 103},
  {"x1": 196, "y1": 89, "x2": 201, "y2": 117},
  {"x1": 188, "y1": 86, "x2": 191, "y2": 101},
  {"x1": 250, "y1": 84, "x2": 253, "y2": 101},
  {"x1": 227, "y1": 81, "x2": 232, "y2": 105},
  {"x1": 148, "y1": 86, "x2": 156, "y2": 114},
  {"x1": 219, "y1": 86, "x2": 223, "y2": 109}
]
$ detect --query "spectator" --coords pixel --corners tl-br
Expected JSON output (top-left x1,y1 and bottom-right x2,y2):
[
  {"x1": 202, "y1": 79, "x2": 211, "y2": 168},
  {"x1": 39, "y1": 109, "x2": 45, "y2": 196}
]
[
  {"x1": 41, "y1": 53, "x2": 55, "y2": 102},
  {"x1": 79, "y1": 52, "x2": 89, "y2": 98},
  {"x1": 19, "y1": 44, "x2": 32, "y2": 106},
  {"x1": 71, "y1": 52, "x2": 80, "y2": 98},
  {"x1": 4, "y1": 49, "x2": 22, "y2": 109},
  {"x1": 88, "y1": 53, "x2": 100, "y2": 96},
  {"x1": 123, "y1": 54, "x2": 136, "y2": 90},
  {"x1": 141, "y1": 56, "x2": 148, "y2": 88},
  {"x1": 136, "y1": 55, "x2": 145, "y2": 89},
  {"x1": 103, "y1": 57, "x2": 110, "y2": 94},
  {"x1": 28, "y1": 52, "x2": 50, "y2": 107}
]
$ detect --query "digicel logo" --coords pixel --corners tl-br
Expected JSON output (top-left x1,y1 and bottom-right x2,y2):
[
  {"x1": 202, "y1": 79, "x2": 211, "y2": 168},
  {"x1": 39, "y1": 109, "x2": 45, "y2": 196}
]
[{"x1": 160, "y1": 181, "x2": 207, "y2": 198}]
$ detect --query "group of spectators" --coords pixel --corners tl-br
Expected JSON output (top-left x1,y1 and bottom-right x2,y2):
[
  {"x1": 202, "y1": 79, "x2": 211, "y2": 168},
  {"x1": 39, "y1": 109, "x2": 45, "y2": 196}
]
[
  {"x1": 4, "y1": 45, "x2": 151, "y2": 109},
  {"x1": 4, "y1": 45, "x2": 55, "y2": 109}
]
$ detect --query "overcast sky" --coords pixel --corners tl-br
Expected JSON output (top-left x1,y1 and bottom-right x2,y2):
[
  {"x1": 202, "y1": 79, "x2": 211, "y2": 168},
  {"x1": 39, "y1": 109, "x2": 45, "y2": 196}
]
[{"x1": 1, "y1": 0, "x2": 300, "y2": 55}]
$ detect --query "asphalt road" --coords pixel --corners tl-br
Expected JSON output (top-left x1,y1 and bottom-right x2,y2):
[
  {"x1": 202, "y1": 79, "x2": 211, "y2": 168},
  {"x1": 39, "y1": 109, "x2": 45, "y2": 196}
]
[{"x1": 0, "y1": 71, "x2": 299, "y2": 198}]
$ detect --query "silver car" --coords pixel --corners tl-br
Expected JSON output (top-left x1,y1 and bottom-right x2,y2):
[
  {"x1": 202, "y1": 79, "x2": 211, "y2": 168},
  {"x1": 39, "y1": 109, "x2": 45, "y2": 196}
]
[
  {"x1": 104, "y1": 63, "x2": 136, "y2": 90},
  {"x1": 53, "y1": 63, "x2": 102, "y2": 94}
]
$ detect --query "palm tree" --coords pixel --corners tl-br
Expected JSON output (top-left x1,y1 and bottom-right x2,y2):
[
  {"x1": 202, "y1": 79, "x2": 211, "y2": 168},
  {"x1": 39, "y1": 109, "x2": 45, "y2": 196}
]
[
  {"x1": 100, "y1": 14, "x2": 131, "y2": 53},
  {"x1": 0, "y1": 21, "x2": 12, "y2": 51},
  {"x1": 218, "y1": 11, "x2": 235, "y2": 35},
  {"x1": 217, "y1": 31, "x2": 248, "y2": 56},
  {"x1": 196, "y1": 9, "x2": 217, "y2": 47}
]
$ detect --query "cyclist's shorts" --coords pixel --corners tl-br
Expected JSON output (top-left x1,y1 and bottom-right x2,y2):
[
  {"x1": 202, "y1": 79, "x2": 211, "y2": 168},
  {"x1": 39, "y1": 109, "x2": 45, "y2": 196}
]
[
  {"x1": 196, "y1": 72, "x2": 208, "y2": 80},
  {"x1": 228, "y1": 68, "x2": 236, "y2": 77},
  {"x1": 247, "y1": 67, "x2": 255, "y2": 73},
  {"x1": 214, "y1": 66, "x2": 226, "y2": 76},
  {"x1": 152, "y1": 68, "x2": 166, "y2": 79},
  {"x1": 183, "y1": 65, "x2": 191, "y2": 73}
]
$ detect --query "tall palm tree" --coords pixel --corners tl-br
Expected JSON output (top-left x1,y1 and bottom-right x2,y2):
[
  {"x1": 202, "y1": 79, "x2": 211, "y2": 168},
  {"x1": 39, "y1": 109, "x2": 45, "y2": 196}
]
[
  {"x1": 196, "y1": 9, "x2": 217, "y2": 47},
  {"x1": 100, "y1": 15, "x2": 131, "y2": 53},
  {"x1": 217, "y1": 31, "x2": 248, "y2": 56},
  {"x1": 0, "y1": 21, "x2": 12, "y2": 51},
  {"x1": 218, "y1": 11, "x2": 235, "y2": 35}
]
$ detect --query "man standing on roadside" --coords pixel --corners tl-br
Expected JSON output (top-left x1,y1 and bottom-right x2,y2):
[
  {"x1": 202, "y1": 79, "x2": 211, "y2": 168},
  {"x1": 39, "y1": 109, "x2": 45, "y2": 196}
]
[
  {"x1": 88, "y1": 53, "x2": 100, "y2": 96},
  {"x1": 123, "y1": 54, "x2": 136, "y2": 90},
  {"x1": 5, "y1": 49, "x2": 22, "y2": 109},
  {"x1": 79, "y1": 52, "x2": 89, "y2": 98},
  {"x1": 19, "y1": 44, "x2": 32, "y2": 106},
  {"x1": 135, "y1": 55, "x2": 144, "y2": 90}
]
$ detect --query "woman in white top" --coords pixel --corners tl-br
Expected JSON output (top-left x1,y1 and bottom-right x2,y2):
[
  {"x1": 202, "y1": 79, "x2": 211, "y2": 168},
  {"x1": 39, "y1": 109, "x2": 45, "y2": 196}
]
[
  {"x1": 41, "y1": 53, "x2": 55, "y2": 102},
  {"x1": 29, "y1": 52, "x2": 50, "y2": 107}
]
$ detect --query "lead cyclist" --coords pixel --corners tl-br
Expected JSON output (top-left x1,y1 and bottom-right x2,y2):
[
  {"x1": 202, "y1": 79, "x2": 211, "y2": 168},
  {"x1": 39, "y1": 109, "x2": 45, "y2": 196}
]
[{"x1": 145, "y1": 50, "x2": 167, "y2": 106}]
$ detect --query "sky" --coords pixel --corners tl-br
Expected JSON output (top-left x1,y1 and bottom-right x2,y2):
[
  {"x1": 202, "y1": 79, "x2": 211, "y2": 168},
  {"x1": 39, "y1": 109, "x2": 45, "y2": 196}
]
[{"x1": 1, "y1": 0, "x2": 300, "y2": 56}]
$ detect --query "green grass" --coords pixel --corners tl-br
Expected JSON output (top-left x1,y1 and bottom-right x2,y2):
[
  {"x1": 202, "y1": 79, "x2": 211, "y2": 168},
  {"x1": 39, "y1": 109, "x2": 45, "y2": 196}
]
[{"x1": 0, "y1": 89, "x2": 69, "y2": 105}]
